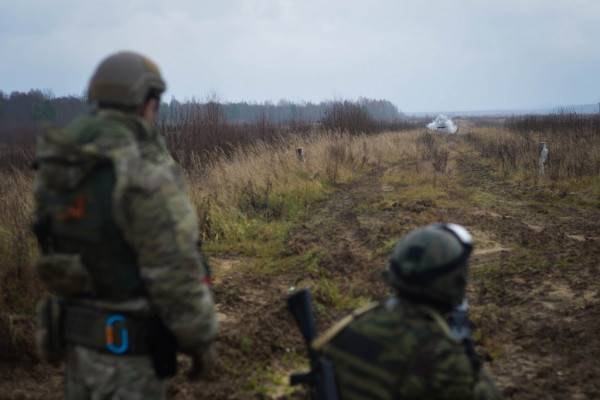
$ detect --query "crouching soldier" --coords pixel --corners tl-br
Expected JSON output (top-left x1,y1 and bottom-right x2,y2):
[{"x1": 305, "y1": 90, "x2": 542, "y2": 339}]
[
  {"x1": 32, "y1": 51, "x2": 218, "y2": 399},
  {"x1": 295, "y1": 223, "x2": 502, "y2": 399}
]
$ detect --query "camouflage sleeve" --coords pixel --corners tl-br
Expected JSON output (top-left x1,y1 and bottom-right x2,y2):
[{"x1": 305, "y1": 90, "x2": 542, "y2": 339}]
[
  {"x1": 403, "y1": 336, "x2": 502, "y2": 400},
  {"x1": 116, "y1": 159, "x2": 218, "y2": 352}
]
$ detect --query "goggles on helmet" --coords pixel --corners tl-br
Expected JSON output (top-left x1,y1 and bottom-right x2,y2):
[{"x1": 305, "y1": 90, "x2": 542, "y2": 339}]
[
  {"x1": 435, "y1": 223, "x2": 473, "y2": 256},
  {"x1": 391, "y1": 223, "x2": 473, "y2": 284}
]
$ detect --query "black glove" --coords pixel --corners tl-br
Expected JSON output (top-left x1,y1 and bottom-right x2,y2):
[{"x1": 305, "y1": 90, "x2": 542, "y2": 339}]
[{"x1": 187, "y1": 342, "x2": 216, "y2": 382}]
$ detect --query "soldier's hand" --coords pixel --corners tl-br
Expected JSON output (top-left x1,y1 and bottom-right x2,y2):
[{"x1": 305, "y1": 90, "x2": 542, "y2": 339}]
[{"x1": 187, "y1": 342, "x2": 216, "y2": 382}]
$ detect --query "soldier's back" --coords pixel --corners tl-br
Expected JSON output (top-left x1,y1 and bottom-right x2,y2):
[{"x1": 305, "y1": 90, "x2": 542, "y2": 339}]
[{"x1": 320, "y1": 297, "x2": 492, "y2": 400}]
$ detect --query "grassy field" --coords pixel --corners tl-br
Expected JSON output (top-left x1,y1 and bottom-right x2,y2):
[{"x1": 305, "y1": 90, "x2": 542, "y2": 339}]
[{"x1": 1, "y1": 119, "x2": 600, "y2": 399}]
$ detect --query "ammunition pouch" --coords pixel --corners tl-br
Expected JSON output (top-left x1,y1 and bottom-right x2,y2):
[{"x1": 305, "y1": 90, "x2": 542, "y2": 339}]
[
  {"x1": 36, "y1": 296, "x2": 66, "y2": 364},
  {"x1": 35, "y1": 254, "x2": 95, "y2": 297},
  {"x1": 63, "y1": 304, "x2": 178, "y2": 379}
]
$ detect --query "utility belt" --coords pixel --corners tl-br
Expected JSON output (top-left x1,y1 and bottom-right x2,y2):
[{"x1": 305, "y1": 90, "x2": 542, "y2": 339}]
[
  {"x1": 36, "y1": 296, "x2": 178, "y2": 378},
  {"x1": 64, "y1": 304, "x2": 151, "y2": 355}
]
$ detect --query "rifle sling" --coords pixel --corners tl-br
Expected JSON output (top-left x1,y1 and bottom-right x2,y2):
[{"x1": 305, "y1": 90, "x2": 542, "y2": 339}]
[{"x1": 312, "y1": 302, "x2": 379, "y2": 351}]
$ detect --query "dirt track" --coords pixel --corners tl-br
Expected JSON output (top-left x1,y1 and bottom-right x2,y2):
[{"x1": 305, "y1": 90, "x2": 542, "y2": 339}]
[
  {"x1": 182, "y1": 140, "x2": 600, "y2": 399},
  {"x1": 3, "y1": 138, "x2": 600, "y2": 399},
  {"x1": 454, "y1": 153, "x2": 600, "y2": 399}
]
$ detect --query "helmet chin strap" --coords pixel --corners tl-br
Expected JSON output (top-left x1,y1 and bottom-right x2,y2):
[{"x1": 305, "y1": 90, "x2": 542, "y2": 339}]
[
  {"x1": 138, "y1": 98, "x2": 159, "y2": 125},
  {"x1": 395, "y1": 290, "x2": 457, "y2": 314}
]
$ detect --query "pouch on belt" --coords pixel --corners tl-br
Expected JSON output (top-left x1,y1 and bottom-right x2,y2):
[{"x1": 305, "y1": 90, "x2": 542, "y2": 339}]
[{"x1": 35, "y1": 296, "x2": 65, "y2": 364}]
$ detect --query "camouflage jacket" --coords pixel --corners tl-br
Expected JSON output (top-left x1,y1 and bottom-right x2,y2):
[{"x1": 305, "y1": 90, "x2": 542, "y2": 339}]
[
  {"x1": 315, "y1": 297, "x2": 502, "y2": 400},
  {"x1": 34, "y1": 109, "x2": 218, "y2": 351}
]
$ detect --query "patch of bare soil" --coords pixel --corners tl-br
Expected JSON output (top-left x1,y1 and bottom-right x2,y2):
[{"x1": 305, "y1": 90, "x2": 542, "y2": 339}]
[
  {"x1": 286, "y1": 167, "x2": 392, "y2": 305},
  {"x1": 453, "y1": 152, "x2": 600, "y2": 399},
  {"x1": 177, "y1": 168, "x2": 398, "y2": 399}
]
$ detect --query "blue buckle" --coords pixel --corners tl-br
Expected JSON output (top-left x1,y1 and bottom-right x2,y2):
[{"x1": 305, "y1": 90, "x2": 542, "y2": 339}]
[{"x1": 105, "y1": 314, "x2": 129, "y2": 354}]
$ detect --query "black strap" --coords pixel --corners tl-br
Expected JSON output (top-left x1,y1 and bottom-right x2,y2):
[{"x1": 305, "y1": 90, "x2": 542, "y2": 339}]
[
  {"x1": 396, "y1": 292, "x2": 454, "y2": 314},
  {"x1": 33, "y1": 214, "x2": 55, "y2": 253},
  {"x1": 390, "y1": 251, "x2": 469, "y2": 285},
  {"x1": 462, "y1": 337, "x2": 482, "y2": 374}
]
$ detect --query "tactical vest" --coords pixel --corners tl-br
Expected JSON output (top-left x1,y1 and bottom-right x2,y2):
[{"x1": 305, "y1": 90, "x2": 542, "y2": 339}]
[
  {"x1": 35, "y1": 120, "x2": 145, "y2": 302},
  {"x1": 316, "y1": 298, "x2": 481, "y2": 400}
]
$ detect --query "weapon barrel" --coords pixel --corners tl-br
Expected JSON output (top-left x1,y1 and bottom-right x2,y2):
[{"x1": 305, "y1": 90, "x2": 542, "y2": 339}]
[{"x1": 287, "y1": 289, "x2": 317, "y2": 345}]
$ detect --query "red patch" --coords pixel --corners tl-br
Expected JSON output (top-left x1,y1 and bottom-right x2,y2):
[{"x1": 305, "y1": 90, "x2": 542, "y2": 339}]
[{"x1": 60, "y1": 195, "x2": 87, "y2": 221}]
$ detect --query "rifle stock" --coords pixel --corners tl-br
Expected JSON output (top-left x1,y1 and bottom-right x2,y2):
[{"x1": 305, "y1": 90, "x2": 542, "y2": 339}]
[{"x1": 287, "y1": 289, "x2": 339, "y2": 400}]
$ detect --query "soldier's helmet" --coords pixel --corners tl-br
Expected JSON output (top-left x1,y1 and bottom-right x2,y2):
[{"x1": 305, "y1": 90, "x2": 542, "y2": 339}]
[
  {"x1": 386, "y1": 223, "x2": 473, "y2": 309},
  {"x1": 87, "y1": 51, "x2": 166, "y2": 108}
]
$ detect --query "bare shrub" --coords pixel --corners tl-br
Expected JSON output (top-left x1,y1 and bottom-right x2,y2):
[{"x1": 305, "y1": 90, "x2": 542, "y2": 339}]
[
  {"x1": 321, "y1": 102, "x2": 377, "y2": 134},
  {"x1": 418, "y1": 131, "x2": 437, "y2": 160},
  {"x1": 432, "y1": 148, "x2": 449, "y2": 174},
  {"x1": 238, "y1": 180, "x2": 284, "y2": 221},
  {"x1": 417, "y1": 131, "x2": 450, "y2": 174}
]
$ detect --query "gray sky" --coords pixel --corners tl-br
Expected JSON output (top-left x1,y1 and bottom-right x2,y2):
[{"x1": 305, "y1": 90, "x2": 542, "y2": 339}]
[{"x1": 1, "y1": 0, "x2": 599, "y2": 112}]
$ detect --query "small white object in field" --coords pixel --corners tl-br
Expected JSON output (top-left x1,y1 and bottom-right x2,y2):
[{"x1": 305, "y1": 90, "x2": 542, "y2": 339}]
[
  {"x1": 426, "y1": 114, "x2": 458, "y2": 134},
  {"x1": 296, "y1": 147, "x2": 305, "y2": 162},
  {"x1": 539, "y1": 142, "x2": 549, "y2": 176}
]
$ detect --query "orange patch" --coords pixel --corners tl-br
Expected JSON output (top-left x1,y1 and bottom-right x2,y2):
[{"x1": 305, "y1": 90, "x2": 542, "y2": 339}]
[{"x1": 105, "y1": 326, "x2": 114, "y2": 345}]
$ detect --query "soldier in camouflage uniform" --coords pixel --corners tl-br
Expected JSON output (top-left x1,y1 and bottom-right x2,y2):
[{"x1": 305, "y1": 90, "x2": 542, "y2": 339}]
[
  {"x1": 33, "y1": 51, "x2": 218, "y2": 399},
  {"x1": 313, "y1": 223, "x2": 502, "y2": 399}
]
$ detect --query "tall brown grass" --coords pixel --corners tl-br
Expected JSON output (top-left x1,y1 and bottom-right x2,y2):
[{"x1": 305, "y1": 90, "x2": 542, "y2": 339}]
[
  {"x1": 186, "y1": 130, "x2": 422, "y2": 241},
  {"x1": 467, "y1": 122, "x2": 600, "y2": 181},
  {"x1": 0, "y1": 123, "x2": 38, "y2": 170},
  {"x1": 0, "y1": 170, "x2": 38, "y2": 314},
  {"x1": 164, "y1": 101, "x2": 417, "y2": 172},
  {"x1": 0, "y1": 169, "x2": 40, "y2": 363}
]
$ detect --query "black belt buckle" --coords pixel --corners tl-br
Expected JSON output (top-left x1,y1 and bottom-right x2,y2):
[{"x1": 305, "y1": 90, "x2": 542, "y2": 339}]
[{"x1": 105, "y1": 314, "x2": 129, "y2": 354}]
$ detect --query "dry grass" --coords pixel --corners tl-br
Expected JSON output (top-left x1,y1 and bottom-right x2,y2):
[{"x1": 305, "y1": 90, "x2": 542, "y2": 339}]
[
  {"x1": 0, "y1": 129, "x2": 423, "y2": 316},
  {"x1": 0, "y1": 170, "x2": 39, "y2": 314},
  {"x1": 187, "y1": 130, "x2": 422, "y2": 243},
  {"x1": 193, "y1": 130, "x2": 422, "y2": 201},
  {"x1": 466, "y1": 126, "x2": 600, "y2": 182},
  {"x1": 163, "y1": 101, "x2": 417, "y2": 171}
]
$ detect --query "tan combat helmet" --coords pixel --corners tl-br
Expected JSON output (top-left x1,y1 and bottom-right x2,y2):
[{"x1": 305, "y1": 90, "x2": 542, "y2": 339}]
[{"x1": 87, "y1": 51, "x2": 166, "y2": 108}]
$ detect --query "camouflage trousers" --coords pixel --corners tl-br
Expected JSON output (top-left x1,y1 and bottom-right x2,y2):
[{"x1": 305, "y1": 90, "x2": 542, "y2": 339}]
[{"x1": 65, "y1": 346, "x2": 166, "y2": 400}]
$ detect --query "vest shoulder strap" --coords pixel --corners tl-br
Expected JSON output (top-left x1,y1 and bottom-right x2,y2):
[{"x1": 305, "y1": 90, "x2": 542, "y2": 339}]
[
  {"x1": 312, "y1": 302, "x2": 379, "y2": 351},
  {"x1": 420, "y1": 305, "x2": 454, "y2": 341}
]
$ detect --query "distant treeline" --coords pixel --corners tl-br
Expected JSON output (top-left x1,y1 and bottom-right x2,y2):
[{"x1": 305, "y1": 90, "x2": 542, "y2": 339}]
[
  {"x1": 0, "y1": 90, "x2": 403, "y2": 126},
  {"x1": 0, "y1": 90, "x2": 87, "y2": 126},
  {"x1": 0, "y1": 90, "x2": 415, "y2": 171},
  {"x1": 161, "y1": 97, "x2": 402, "y2": 124}
]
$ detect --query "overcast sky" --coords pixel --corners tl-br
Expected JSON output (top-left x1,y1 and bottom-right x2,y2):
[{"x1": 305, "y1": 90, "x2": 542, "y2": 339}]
[{"x1": 1, "y1": 0, "x2": 599, "y2": 112}]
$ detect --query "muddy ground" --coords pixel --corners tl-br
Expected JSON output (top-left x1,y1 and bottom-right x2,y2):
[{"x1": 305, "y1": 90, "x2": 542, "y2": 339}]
[{"x1": 2, "y1": 137, "x2": 600, "y2": 399}]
